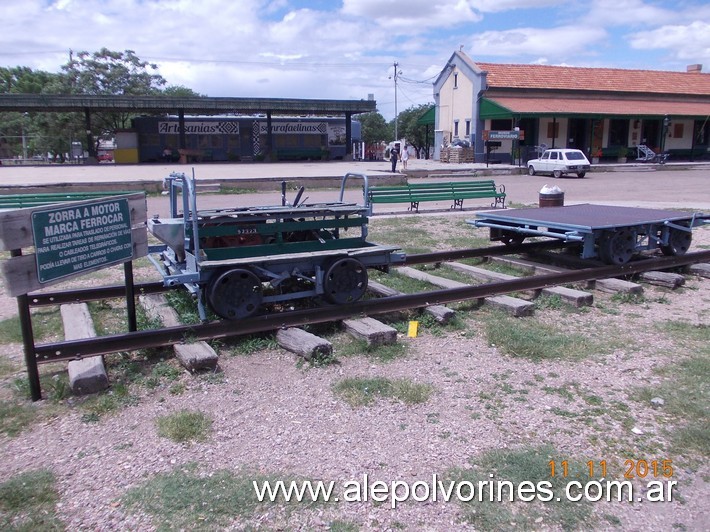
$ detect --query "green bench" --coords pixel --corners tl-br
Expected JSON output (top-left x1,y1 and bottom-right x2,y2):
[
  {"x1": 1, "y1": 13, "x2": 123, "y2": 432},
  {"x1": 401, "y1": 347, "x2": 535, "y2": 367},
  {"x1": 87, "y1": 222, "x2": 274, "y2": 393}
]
[
  {"x1": 0, "y1": 191, "x2": 136, "y2": 210},
  {"x1": 367, "y1": 180, "x2": 506, "y2": 212}
]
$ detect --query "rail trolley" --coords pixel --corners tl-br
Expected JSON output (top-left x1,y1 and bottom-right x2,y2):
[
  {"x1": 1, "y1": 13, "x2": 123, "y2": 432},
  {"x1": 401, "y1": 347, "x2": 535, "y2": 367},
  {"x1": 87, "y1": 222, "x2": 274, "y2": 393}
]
[
  {"x1": 147, "y1": 172, "x2": 405, "y2": 320},
  {"x1": 472, "y1": 204, "x2": 710, "y2": 265}
]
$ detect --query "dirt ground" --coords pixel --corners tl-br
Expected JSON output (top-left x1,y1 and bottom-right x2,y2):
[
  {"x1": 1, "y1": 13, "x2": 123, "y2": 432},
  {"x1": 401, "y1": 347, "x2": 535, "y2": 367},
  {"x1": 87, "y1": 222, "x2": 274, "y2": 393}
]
[{"x1": 0, "y1": 166, "x2": 708, "y2": 530}]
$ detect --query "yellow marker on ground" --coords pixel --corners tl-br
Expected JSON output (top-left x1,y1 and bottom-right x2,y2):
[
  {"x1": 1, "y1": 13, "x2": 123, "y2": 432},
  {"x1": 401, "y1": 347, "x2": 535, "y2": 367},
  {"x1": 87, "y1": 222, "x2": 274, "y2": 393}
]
[{"x1": 407, "y1": 321, "x2": 419, "y2": 338}]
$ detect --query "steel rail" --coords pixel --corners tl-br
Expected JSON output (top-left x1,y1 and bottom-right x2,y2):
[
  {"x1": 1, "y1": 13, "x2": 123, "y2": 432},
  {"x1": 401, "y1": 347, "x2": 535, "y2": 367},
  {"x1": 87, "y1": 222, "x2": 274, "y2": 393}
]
[
  {"x1": 27, "y1": 240, "x2": 568, "y2": 307},
  {"x1": 33, "y1": 249, "x2": 710, "y2": 364}
]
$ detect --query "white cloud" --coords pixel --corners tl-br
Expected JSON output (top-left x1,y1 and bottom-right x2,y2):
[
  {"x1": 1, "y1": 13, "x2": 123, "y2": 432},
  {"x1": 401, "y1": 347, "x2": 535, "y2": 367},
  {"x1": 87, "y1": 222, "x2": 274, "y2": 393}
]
[
  {"x1": 628, "y1": 21, "x2": 710, "y2": 63},
  {"x1": 470, "y1": 0, "x2": 563, "y2": 13},
  {"x1": 584, "y1": 0, "x2": 679, "y2": 26},
  {"x1": 467, "y1": 26, "x2": 608, "y2": 59},
  {"x1": 341, "y1": 0, "x2": 482, "y2": 29}
]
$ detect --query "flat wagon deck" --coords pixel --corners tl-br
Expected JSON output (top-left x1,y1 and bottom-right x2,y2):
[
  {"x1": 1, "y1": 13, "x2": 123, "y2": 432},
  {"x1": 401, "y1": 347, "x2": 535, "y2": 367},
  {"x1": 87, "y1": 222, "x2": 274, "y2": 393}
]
[{"x1": 471, "y1": 203, "x2": 709, "y2": 264}]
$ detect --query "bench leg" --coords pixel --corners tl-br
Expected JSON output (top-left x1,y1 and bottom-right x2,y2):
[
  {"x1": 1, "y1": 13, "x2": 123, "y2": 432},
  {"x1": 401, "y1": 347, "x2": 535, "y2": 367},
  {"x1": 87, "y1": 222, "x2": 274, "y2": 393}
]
[
  {"x1": 409, "y1": 201, "x2": 420, "y2": 213},
  {"x1": 453, "y1": 198, "x2": 464, "y2": 210}
]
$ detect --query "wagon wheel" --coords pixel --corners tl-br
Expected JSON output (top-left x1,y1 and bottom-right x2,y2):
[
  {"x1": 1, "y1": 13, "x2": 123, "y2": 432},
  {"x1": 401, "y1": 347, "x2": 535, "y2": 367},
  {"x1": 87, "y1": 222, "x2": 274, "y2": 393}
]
[
  {"x1": 500, "y1": 231, "x2": 525, "y2": 246},
  {"x1": 661, "y1": 225, "x2": 692, "y2": 256},
  {"x1": 323, "y1": 258, "x2": 368, "y2": 305},
  {"x1": 598, "y1": 229, "x2": 636, "y2": 265},
  {"x1": 206, "y1": 268, "x2": 263, "y2": 320},
  {"x1": 552, "y1": 169, "x2": 563, "y2": 178},
  {"x1": 527, "y1": 165, "x2": 536, "y2": 176}
]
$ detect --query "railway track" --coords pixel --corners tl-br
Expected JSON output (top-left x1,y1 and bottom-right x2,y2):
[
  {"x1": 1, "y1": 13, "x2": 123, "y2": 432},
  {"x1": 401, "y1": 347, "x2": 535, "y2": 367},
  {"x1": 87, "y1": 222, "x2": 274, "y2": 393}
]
[{"x1": 30, "y1": 247, "x2": 710, "y2": 364}]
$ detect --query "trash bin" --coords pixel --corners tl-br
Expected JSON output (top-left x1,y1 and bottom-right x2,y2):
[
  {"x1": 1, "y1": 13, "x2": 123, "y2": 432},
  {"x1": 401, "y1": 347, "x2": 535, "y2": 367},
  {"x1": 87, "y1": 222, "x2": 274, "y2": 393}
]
[{"x1": 539, "y1": 184, "x2": 564, "y2": 207}]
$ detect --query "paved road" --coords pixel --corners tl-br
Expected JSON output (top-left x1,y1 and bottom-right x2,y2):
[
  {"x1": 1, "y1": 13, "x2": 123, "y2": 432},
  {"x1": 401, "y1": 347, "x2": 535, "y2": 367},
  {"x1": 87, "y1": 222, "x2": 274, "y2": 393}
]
[
  {"x1": 1, "y1": 160, "x2": 709, "y2": 213},
  {"x1": 140, "y1": 167, "x2": 710, "y2": 217}
]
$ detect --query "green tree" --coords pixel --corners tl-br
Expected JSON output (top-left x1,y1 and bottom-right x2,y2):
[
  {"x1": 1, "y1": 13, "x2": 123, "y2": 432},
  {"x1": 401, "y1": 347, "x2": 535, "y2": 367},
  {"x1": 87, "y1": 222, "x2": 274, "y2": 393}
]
[
  {"x1": 358, "y1": 112, "x2": 391, "y2": 145},
  {"x1": 395, "y1": 103, "x2": 434, "y2": 158}
]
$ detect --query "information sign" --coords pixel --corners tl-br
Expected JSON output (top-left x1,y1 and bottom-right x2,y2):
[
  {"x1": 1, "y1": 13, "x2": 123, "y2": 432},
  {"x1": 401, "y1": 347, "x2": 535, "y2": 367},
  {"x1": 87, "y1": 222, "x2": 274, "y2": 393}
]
[
  {"x1": 31, "y1": 198, "x2": 133, "y2": 283},
  {"x1": 483, "y1": 130, "x2": 523, "y2": 140}
]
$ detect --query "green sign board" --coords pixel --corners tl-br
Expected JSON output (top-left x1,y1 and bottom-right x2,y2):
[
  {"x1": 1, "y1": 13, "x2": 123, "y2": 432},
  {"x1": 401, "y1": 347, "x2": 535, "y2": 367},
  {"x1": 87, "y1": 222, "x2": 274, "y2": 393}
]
[{"x1": 32, "y1": 198, "x2": 133, "y2": 283}]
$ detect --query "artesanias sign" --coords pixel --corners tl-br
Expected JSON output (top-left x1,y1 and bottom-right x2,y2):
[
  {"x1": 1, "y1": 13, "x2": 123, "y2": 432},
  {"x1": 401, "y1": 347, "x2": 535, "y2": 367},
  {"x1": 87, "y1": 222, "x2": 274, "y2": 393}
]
[{"x1": 31, "y1": 198, "x2": 133, "y2": 283}]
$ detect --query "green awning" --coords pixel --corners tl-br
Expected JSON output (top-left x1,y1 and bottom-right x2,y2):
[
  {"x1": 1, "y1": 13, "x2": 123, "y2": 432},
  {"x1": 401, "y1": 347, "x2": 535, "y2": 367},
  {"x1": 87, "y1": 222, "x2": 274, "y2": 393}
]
[
  {"x1": 480, "y1": 98, "x2": 515, "y2": 119},
  {"x1": 417, "y1": 105, "x2": 435, "y2": 126}
]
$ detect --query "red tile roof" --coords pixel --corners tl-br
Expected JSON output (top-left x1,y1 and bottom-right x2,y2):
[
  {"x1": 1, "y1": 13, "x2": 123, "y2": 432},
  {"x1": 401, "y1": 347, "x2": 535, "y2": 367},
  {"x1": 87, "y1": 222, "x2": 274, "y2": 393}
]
[
  {"x1": 476, "y1": 62, "x2": 710, "y2": 96},
  {"x1": 483, "y1": 95, "x2": 710, "y2": 117}
]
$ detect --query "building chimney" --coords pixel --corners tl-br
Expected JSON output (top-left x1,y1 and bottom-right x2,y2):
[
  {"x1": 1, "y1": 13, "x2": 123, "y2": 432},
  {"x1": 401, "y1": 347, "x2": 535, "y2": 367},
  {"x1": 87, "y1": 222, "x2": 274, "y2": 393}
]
[{"x1": 686, "y1": 64, "x2": 702, "y2": 73}]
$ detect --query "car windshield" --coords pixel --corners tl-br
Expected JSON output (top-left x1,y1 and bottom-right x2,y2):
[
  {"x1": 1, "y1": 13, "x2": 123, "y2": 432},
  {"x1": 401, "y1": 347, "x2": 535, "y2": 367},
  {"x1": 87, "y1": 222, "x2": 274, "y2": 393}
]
[{"x1": 565, "y1": 151, "x2": 586, "y2": 160}]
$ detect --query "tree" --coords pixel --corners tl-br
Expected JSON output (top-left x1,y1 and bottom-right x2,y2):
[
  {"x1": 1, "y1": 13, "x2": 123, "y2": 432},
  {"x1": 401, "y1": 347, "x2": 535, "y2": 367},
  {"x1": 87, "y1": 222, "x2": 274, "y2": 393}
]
[
  {"x1": 0, "y1": 66, "x2": 63, "y2": 159},
  {"x1": 358, "y1": 112, "x2": 391, "y2": 145},
  {"x1": 162, "y1": 85, "x2": 206, "y2": 98},
  {"x1": 395, "y1": 104, "x2": 434, "y2": 158},
  {"x1": 62, "y1": 48, "x2": 166, "y2": 96}
]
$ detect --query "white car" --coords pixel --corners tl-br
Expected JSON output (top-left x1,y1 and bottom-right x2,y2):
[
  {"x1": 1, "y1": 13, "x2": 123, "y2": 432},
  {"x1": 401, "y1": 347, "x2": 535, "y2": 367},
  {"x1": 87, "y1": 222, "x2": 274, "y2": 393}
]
[{"x1": 527, "y1": 149, "x2": 591, "y2": 178}]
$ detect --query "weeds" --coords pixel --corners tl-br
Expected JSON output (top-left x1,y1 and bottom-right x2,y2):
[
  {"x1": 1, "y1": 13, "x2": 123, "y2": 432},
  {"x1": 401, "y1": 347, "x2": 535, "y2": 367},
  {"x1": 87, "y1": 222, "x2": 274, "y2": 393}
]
[
  {"x1": 483, "y1": 312, "x2": 598, "y2": 361},
  {"x1": 0, "y1": 469, "x2": 64, "y2": 530},
  {"x1": 156, "y1": 409, "x2": 213, "y2": 443},
  {"x1": 332, "y1": 377, "x2": 434, "y2": 407},
  {"x1": 447, "y1": 446, "x2": 592, "y2": 530},
  {"x1": 122, "y1": 466, "x2": 322, "y2": 529}
]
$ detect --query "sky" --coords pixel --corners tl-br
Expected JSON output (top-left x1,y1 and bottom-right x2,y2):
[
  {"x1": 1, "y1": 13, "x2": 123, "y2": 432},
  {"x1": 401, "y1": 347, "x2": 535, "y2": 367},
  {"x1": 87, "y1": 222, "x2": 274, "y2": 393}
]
[{"x1": 2, "y1": 0, "x2": 710, "y2": 120}]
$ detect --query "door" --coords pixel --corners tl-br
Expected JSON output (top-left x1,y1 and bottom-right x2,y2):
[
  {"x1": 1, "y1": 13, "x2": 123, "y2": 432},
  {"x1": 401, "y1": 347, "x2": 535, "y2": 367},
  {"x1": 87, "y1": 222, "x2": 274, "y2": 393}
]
[
  {"x1": 568, "y1": 118, "x2": 590, "y2": 153},
  {"x1": 642, "y1": 120, "x2": 661, "y2": 151}
]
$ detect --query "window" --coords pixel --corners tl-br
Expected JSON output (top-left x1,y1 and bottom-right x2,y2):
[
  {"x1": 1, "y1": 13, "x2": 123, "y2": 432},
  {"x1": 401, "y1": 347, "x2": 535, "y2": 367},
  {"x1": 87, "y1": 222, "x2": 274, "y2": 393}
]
[
  {"x1": 491, "y1": 119, "x2": 512, "y2": 131},
  {"x1": 550, "y1": 151, "x2": 558, "y2": 160},
  {"x1": 454, "y1": 120, "x2": 459, "y2": 137},
  {"x1": 453, "y1": 73, "x2": 458, "y2": 89},
  {"x1": 465, "y1": 119, "x2": 471, "y2": 136},
  {"x1": 673, "y1": 123, "x2": 684, "y2": 138},
  {"x1": 609, "y1": 119, "x2": 629, "y2": 146}
]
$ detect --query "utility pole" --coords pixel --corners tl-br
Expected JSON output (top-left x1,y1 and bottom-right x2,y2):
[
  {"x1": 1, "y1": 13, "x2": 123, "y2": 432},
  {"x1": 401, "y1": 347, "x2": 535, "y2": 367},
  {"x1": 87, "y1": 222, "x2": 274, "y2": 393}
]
[{"x1": 392, "y1": 62, "x2": 400, "y2": 141}]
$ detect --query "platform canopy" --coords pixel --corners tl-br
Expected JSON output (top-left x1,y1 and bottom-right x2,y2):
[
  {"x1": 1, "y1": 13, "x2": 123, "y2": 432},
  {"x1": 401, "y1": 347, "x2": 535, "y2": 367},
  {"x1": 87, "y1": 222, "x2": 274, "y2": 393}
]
[{"x1": 0, "y1": 94, "x2": 377, "y2": 116}]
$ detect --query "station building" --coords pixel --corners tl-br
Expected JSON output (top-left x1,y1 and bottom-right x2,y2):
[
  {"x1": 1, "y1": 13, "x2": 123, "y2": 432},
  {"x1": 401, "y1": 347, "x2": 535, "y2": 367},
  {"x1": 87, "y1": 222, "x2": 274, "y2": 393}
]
[{"x1": 433, "y1": 50, "x2": 710, "y2": 163}]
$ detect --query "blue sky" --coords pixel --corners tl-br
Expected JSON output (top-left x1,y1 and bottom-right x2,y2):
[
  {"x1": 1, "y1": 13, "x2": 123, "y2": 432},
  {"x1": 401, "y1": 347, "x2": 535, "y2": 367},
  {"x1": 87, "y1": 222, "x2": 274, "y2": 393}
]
[{"x1": 2, "y1": 0, "x2": 709, "y2": 120}]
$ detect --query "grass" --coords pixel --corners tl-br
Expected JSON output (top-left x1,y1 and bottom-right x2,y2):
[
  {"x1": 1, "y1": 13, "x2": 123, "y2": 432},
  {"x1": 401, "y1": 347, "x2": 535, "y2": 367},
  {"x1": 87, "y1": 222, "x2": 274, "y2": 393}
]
[
  {"x1": 369, "y1": 269, "x2": 438, "y2": 294},
  {"x1": 0, "y1": 400, "x2": 37, "y2": 437},
  {"x1": 156, "y1": 409, "x2": 213, "y2": 443},
  {"x1": 0, "y1": 469, "x2": 64, "y2": 530},
  {"x1": 0, "y1": 308, "x2": 64, "y2": 343},
  {"x1": 482, "y1": 312, "x2": 599, "y2": 361},
  {"x1": 634, "y1": 322, "x2": 709, "y2": 456},
  {"x1": 122, "y1": 466, "x2": 322, "y2": 530},
  {"x1": 332, "y1": 377, "x2": 434, "y2": 407},
  {"x1": 447, "y1": 445, "x2": 592, "y2": 530},
  {"x1": 80, "y1": 382, "x2": 138, "y2": 423},
  {"x1": 224, "y1": 333, "x2": 278, "y2": 356}
]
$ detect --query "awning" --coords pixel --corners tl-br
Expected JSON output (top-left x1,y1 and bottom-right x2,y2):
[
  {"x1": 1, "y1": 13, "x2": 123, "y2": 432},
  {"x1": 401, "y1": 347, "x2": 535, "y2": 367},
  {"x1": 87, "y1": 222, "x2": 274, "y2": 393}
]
[
  {"x1": 480, "y1": 96, "x2": 710, "y2": 119},
  {"x1": 417, "y1": 105, "x2": 435, "y2": 126}
]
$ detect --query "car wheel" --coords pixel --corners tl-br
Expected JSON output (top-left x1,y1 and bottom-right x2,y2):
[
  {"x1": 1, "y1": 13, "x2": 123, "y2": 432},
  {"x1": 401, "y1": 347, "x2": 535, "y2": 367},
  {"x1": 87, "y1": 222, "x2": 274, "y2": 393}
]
[
  {"x1": 577, "y1": 172, "x2": 586, "y2": 178},
  {"x1": 553, "y1": 170, "x2": 562, "y2": 178},
  {"x1": 527, "y1": 165, "x2": 536, "y2": 176}
]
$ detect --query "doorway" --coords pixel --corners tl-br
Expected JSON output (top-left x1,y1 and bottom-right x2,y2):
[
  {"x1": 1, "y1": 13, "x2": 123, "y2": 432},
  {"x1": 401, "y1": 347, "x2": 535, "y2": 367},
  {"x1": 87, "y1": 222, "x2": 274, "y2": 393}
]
[
  {"x1": 642, "y1": 120, "x2": 661, "y2": 151},
  {"x1": 567, "y1": 118, "x2": 590, "y2": 153}
]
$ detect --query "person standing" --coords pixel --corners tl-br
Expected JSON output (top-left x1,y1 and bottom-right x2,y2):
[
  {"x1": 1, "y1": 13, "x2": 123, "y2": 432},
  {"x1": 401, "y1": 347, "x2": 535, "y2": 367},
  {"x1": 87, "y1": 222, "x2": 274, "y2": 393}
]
[
  {"x1": 390, "y1": 144, "x2": 400, "y2": 173},
  {"x1": 401, "y1": 144, "x2": 409, "y2": 171}
]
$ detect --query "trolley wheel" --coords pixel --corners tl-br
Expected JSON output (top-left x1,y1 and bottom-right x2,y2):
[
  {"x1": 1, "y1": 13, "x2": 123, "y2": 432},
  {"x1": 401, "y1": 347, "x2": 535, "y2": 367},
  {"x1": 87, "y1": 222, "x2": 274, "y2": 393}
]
[
  {"x1": 661, "y1": 226, "x2": 692, "y2": 256},
  {"x1": 598, "y1": 229, "x2": 636, "y2": 265},
  {"x1": 553, "y1": 169, "x2": 563, "y2": 178},
  {"x1": 501, "y1": 231, "x2": 525, "y2": 246},
  {"x1": 207, "y1": 268, "x2": 263, "y2": 320},
  {"x1": 323, "y1": 258, "x2": 368, "y2": 305},
  {"x1": 527, "y1": 165, "x2": 536, "y2": 176}
]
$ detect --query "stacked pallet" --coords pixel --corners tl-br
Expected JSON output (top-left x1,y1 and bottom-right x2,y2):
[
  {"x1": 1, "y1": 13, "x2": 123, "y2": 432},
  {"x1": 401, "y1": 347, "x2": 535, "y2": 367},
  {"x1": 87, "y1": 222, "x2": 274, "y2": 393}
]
[{"x1": 440, "y1": 146, "x2": 474, "y2": 163}]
